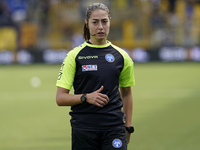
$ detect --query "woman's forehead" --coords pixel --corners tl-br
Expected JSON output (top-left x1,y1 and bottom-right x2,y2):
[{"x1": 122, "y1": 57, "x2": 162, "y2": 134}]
[{"x1": 90, "y1": 9, "x2": 109, "y2": 20}]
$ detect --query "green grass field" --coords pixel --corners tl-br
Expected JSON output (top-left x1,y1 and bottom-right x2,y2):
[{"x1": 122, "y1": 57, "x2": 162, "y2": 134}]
[{"x1": 0, "y1": 62, "x2": 200, "y2": 150}]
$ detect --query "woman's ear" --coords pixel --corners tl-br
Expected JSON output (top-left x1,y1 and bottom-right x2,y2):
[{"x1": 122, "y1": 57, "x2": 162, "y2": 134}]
[{"x1": 85, "y1": 19, "x2": 88, "y2": 28}]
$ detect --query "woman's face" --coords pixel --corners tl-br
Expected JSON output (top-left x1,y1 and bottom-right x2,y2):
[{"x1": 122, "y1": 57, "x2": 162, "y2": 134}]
[{"x1": 87, "y1": 9, "x2": 110, "y2": 44}]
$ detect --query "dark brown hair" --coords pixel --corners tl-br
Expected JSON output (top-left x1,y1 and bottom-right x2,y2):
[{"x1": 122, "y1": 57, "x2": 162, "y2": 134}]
[{"x1": 83, "y1": 3, "x2": 111, "y2": 41}]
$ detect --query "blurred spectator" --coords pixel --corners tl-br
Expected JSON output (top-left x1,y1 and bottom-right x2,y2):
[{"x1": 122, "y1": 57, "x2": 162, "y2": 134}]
[
  {"x1": 39, "y1": 0, "x2": 50, "y2": 28},
  {"x1": 168, "y1": 0, "x2": 177, "y2": 13},
  {"x1": 167, "y1": 0, "x2": 179, "y2": 27},
  {"x1": 5, "y1": 0, "x2": 28, "y2": 23},
  {"x1": 151, "y1": 0, "x2": 160, "y2": 10},
  {"x1": 151, "y1": 8, "x2": 165, "y2": 28},
  {"x1": 0, "y1": 0, "x2": 11, "y2": 25},
  {"x1": 71, "y1": 31, "x2": 85, "y2": 48},
  {"x1": 151, "y1": 7, "x2": 166, "y2": 47},
  {"x1": 184, "y1": 0, "x2": 195, "y2": 47},
  {"x1": 166, "y1": 0, "x2": 179, "y2": 28},
  {"x1": 186, "y1": 0, "x2": 194, "y2": 21}
]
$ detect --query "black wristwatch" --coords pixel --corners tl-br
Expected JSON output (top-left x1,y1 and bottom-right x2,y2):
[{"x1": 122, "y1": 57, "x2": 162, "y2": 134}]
[
  {"x1": 80, "y1": 93, "x2": 87, "y2": 103},
  {"x1": 126, "y1": 126, "x2": 134, "y2": 133}
]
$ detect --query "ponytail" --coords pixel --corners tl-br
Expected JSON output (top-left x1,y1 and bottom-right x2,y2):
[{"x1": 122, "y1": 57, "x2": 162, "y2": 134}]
[{"x1": 83, "y1": 23, "x2": 90, "y2": 41}]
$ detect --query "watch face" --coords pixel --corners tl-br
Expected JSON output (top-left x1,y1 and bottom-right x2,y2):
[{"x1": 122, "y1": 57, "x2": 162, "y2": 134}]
[
  {"x1": 81, "y1": 94, "x2": 86, "y2": 102},
  {"x1": 129, "y1": 127, "x2": 134, "y2": 133},
  {"x1": 126, "y1": 126, "x2": 134, "y2": 133}
]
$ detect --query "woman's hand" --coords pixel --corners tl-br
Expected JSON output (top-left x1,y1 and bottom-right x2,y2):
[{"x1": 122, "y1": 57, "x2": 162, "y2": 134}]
[
  {"x1": 126, "y1": 131, "x2": 131, "y2": 144},
  {"x1": 86, "y1": 86, "x2": 109, "y2": 107}
]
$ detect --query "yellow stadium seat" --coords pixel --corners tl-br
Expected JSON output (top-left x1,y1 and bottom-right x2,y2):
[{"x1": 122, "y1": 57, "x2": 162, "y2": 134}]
[
  {"x1": 20, "y1": 22, "x2": 38, "y2": 49},
  {"x1": 0, "y1": 27, "x2": 17, "y2": 51}
]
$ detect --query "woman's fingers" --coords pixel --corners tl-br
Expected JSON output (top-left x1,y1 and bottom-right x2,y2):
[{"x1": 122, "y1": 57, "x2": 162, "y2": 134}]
[
  {"x1": 97, "y1": 94, "x2": 109, "y2": 104},
  {"x1": 95, "y1": 94, "x2": 109, "y2": 107},
  {"x1": 86, "y1": 86, "x2": 109, "y2": 107}
]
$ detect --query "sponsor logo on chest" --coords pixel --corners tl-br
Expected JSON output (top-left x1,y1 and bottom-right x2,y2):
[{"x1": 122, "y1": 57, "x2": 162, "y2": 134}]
[{"x1": 82, "y1": 65, "x2": 97, "y2": 71}]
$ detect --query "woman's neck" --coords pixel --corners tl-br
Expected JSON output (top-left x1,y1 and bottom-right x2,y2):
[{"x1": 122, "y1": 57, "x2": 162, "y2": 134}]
[{"x1": 89, "y1": 39, "x2": 107, "y2": 45}]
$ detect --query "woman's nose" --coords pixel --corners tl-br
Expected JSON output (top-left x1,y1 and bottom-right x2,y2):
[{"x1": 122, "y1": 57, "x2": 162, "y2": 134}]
[{"x1": 98, "y1": 22, "x2": 103, "y2": 29}]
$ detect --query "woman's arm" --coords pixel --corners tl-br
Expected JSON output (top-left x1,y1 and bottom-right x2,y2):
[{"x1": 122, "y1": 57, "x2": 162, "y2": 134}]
[
  {"x1": 120, "y1": 86, "x2": 133, "y2": 144},
  {"x1": 56, "y1": 86, "x2": 109, "y2": 107},
  {"x1": 56, "y1": 87, "x2": 82, "y2": 106}
]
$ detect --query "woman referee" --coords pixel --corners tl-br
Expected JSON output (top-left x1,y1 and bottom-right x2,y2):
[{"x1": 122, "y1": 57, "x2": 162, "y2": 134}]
[{"x1": 56, "y1": 3, "x2": 135, "y2": 150}]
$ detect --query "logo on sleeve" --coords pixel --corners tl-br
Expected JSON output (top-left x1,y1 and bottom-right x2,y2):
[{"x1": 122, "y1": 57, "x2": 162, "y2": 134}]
[
  {"x1": 105, "y1": 54, "x2": 115, "y2": 63},
  {"x1": 112, "y1": 139, "x2": 122, "y2": 148},
  {"x1": 82, "y1": 65, "x2": 97, "y2": 71}
]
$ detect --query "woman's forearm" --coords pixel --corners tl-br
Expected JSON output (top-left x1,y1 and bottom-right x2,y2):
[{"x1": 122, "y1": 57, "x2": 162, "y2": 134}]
[
  {"x1": 56, "y1": 87, "x2": 82, "y2": 106},
  {"x1": 123, "y1": 95, "x2": 133, "y2": 127},
  {"x1": 120, "y1": 87, "x2": 133, "y2": 126}
]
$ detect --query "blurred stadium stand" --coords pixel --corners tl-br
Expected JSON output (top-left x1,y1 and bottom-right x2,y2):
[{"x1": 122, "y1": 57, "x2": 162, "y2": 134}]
[{"x1": 0, "y1": 0, "x2": 200, "y2": 63}]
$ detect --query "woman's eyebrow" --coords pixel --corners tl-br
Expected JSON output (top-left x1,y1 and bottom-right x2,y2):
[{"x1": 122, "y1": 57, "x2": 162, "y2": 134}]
[{"x1": 91, "y1": 18, "x2": 108, "y2": 21}]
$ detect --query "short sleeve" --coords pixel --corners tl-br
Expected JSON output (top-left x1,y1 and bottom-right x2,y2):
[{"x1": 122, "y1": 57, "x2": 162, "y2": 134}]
[
  {"x1": 56, "y1": 51, "x2": 76, "y2": 90},
  {"x1": 119, "y1": 53, "x2": 135, "y2": 87}
]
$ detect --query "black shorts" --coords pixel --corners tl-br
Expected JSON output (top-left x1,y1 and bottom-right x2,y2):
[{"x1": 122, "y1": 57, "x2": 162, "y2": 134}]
[{"x1": 72, "y1": 128, "x2": 127, "y2": 150}]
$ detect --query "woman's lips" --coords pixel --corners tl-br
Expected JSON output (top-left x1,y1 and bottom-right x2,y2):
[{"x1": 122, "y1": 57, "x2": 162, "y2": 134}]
[{"x1": 97, "y1": 32, "x2": 104, "y2": 35}]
